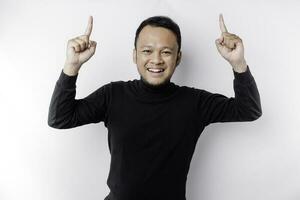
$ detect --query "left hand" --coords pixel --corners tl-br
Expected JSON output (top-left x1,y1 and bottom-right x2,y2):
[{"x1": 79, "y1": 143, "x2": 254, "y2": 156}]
[{"x1": 215, "y1": 14, "x2": 247, "y2": 72}]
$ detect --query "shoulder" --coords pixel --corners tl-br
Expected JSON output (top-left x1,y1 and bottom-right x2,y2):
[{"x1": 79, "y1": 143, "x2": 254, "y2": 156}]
[
  {"x1": 176, "y1": 84, "x2": 206, "y2": 96},
  {"x1": 177, "y1": 84, "x2": 223, "y2": 102},
  {"x1": 109, "y1": 79, "x2": 136, "y2": 88},
  {"x1": 105, "y1": 79, "x2": 138, "y2": 95}
]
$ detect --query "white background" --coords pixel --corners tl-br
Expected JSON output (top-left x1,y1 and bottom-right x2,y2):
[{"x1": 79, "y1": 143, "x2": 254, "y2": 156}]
[{"x1": 0, "y1": 0, "x2": 299, "y2": 200}]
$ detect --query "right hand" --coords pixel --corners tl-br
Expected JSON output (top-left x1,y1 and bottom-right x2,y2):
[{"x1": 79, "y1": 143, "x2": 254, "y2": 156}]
[{"x1": 64, "y1": 16, "x2": 97, "y2": 75}]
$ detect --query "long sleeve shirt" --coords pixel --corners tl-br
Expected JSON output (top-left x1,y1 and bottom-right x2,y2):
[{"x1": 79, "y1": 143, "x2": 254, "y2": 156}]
[{"x1": 48, "y1": 65, "x2": 262, "y2": 200}]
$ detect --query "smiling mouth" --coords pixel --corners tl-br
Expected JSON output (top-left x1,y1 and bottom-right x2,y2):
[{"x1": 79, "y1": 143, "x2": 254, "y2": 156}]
[{"x1": 147, "y1": 68, "x2": 165, "y2": 73}]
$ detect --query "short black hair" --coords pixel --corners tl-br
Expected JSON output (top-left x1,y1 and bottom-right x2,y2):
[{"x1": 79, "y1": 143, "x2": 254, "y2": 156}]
[{"x1": 134, "y1": 16, "x2": 181, "y2": 53}]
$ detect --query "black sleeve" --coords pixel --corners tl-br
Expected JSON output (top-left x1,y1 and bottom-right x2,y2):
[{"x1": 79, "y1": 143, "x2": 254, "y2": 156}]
[
  {"x1": 196, "y1": 66, "x2": 262, "y2": 127},
  {"x1": 47, "y1": 69, "x2": 111, "y2": 129}
]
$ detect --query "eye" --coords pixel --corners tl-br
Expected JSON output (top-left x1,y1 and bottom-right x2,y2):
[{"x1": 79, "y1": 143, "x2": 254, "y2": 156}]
[
  {"x1": 162, "y1": 51, "x2": 172, "y2": 55},
  {"x1": 142, "y1": 50, "x2": 151, "y2": 53}
]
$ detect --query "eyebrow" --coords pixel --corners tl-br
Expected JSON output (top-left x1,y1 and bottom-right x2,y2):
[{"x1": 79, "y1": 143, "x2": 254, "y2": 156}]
[{"x1": 140, "y1": 45, "x2": 174, "y2": 50}]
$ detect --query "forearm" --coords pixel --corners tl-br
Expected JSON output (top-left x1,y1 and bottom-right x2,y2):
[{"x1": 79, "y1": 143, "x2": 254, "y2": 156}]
[
  {"x1": 232, "y1": 65, "x2": 262, "y2": 120},
  {"x1": 48, "y1": 69, "x2": 79, "y2": 129}
]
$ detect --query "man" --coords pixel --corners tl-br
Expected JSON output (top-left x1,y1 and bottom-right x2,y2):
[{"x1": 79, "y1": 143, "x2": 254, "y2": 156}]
[{"x1": 48, "y1": 14, "x2": 262, "y2": 200}]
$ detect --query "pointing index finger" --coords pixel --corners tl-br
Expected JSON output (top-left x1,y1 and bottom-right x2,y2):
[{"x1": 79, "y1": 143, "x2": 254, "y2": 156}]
[
  {"x1": 219, "y1": 14, "x2": 228, "y2": 33},
  {"x1": 85, "y1": 16, "x2": 93, "y2": 37}
]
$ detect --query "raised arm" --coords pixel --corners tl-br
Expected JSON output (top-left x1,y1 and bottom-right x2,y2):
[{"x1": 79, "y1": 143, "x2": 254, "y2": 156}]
[
  {"x1": 197, "y1": 14, "x2": 262, "y2": 126},
  {"x1": 47, "y1": 16, "x2": 110, "y2": 129}
]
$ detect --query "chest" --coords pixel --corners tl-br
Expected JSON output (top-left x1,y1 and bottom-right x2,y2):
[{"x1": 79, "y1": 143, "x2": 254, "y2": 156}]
[{"x1": 107, "y1": 95, "x2": 198, "y2": 151}]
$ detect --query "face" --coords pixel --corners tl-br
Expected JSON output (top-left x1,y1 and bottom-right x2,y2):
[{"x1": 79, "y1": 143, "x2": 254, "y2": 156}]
[{"x1": 133, "y1": 25, "x2": 182, "y2": 86}]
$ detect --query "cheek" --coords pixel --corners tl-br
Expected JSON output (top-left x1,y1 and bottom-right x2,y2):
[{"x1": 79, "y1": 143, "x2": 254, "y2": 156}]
[
  {"x1": 137, "y1": 61, "x2": 147, "y2": 69},
  {"x1": 137, "y1": 55, "x2": 148, "y2": 66},
  {"x1": 165, "y1": 57, "x2": 177, "y2": 66}
]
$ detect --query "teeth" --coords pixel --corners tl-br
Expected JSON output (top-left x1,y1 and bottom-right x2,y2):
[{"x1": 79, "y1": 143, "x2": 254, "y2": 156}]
[{"x1": 147, "y1": 68, "x2": 164, "y2": 73}]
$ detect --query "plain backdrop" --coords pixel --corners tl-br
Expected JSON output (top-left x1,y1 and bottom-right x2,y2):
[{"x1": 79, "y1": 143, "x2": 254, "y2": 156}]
[{"x1": 0, "y1": 0, "x2": 299, "y2": 200}]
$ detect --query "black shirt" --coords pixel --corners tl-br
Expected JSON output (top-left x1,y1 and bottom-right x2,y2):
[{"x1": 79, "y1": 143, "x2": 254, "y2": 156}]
[{"x1": 48, "y1": 65, "x2": 262, "y2": 200}]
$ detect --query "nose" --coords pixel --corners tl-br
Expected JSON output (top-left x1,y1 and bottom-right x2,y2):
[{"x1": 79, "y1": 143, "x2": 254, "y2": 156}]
[{"x1": 150, "y1": 51, "x2": 163, "y2": 65}]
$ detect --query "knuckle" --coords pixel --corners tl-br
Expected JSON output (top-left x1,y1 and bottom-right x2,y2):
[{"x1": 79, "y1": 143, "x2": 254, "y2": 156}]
[
  {"x1": 77, "y1": 40, "x2": 83, "y2": 46},
  {"x1": 75, "y1": 44, "x2": 80, "y2": 49},
  {"x1": 79, "y1": 35, "x2": 89, "y2": 41},
  {"x1": 75, "y1": 40, "x2": 85, "y2": 48},
  {"x1": 80, "y1": 39, "x2": 87, "y2": 46}
]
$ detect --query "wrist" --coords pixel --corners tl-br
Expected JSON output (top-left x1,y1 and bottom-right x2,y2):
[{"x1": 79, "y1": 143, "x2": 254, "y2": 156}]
[
  {"x1": 63, "y1": 63, "x2": 81, "y2": 76},
  {"x1": 231, "y1": 59, "x2": 247, "y2": 73}
]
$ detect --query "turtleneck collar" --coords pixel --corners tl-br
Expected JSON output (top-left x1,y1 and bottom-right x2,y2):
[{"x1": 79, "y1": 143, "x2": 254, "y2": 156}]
[
  {"x1": 138, "y1": 76, "x2": 174, "y2": 93},
  {"x1": 129, "y1": 76, "x2": 180, "y2": 103}
]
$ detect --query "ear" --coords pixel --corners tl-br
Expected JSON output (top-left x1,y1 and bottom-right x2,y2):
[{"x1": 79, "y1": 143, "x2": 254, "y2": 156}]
[
  {"x1": 175, "y1": 51, "x2": 182, "y2": 67},
  {"x1": 133, "y1": 49, "x2": 137, "y2": 64}
]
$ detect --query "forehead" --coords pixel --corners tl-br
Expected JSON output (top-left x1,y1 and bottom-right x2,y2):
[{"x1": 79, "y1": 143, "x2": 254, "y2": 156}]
[{"x1": 137, "y1": 25, "x2": 178, "y2": 49}]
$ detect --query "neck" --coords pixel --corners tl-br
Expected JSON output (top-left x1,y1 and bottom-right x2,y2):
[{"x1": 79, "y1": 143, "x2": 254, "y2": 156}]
[
  {"x1": 133, "y1": 76, "x2": 179, "y2": 103},
  {"x1": 140, "y1": 76, "x2": 171, "y2": 90}
]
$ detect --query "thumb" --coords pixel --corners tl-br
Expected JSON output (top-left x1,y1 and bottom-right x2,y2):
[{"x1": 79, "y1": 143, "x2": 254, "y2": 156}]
[
  {"x1": 78, "y1": 41, "x2": 97, "y2": 63},
  {"x1": 89, "y1": 41, "x2": 97, "y2": 54},
  {"x1": 235, "y1": 40, "x2": 244, "y2": 51},
  {"x1": 215, "y1": 38, "x2": 223, "y2": 53}
]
